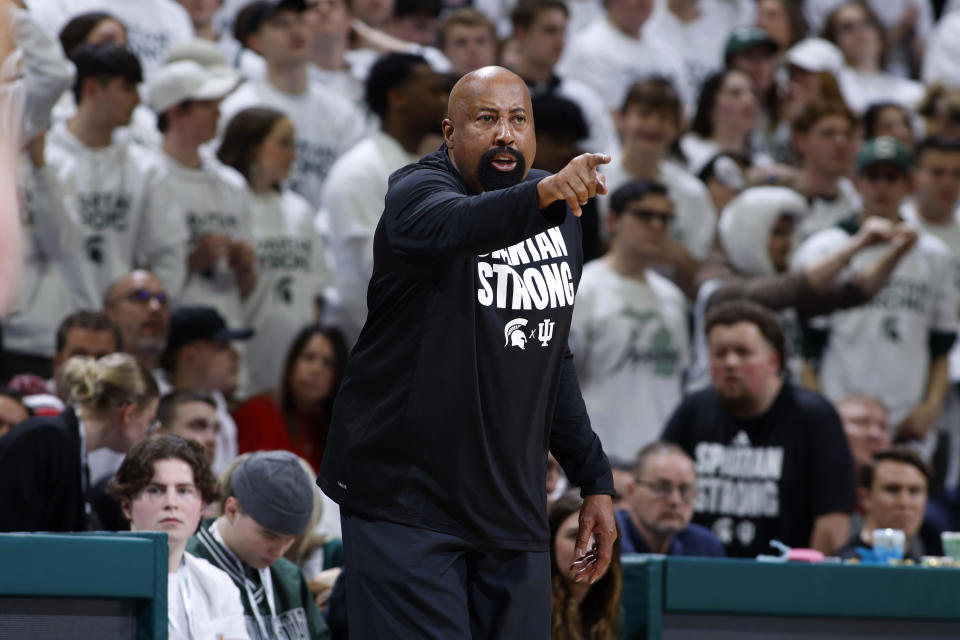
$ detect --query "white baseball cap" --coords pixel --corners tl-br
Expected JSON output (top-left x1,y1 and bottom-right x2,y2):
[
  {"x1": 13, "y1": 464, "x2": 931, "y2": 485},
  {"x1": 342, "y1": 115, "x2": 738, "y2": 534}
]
[
  {"x1": 784, "y1": 38, "x2": 844, "y2": 75},
  {"x1": 146, "y1": 60, "x2": 239, "y2": 114},
  {"x1": 164, "y1": 39, "x2": 237, "y2": 80}
]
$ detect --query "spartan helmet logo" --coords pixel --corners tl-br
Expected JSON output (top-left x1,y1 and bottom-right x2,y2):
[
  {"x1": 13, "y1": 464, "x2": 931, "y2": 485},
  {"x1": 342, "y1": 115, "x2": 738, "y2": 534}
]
[
  {"x1": 85, "y1": 235, "x2": 104, "y2": 264},
  {"x1": 882, "y1": 315, "x2": 901, "y2": 343},
  {"x1": 504, "y1": 318, "x2": 529, "y2": 349},
  {"x1": 275, "y1": 276, "x2": 294, "y2": 305}
]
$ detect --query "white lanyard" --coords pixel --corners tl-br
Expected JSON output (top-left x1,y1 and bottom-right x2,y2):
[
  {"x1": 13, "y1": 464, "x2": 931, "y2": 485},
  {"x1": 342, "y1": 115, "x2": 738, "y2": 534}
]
[
  {"x1": 76, "y1": 415, "x2": 87, "y2": 492},
  {"x1": 210, "y1": 523, "x2": 277, "y2": 639},
  {"x1": 168, "y1": 564, "x2": 199, "y2": 640},
  {"x1": 76, "y1": 415, "x2": 93, "y2": 518}
]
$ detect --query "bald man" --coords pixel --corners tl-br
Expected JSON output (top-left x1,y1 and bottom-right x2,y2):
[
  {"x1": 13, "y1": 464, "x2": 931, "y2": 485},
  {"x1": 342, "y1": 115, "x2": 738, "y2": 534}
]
[{"x1": 319, "y1": 67, "x2": 616, "y2": 638}]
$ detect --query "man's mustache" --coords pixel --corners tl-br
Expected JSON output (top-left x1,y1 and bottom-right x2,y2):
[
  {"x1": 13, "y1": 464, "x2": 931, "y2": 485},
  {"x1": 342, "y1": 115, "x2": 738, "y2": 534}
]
[{"x1": 480, "y1": 146, "x2": 523, "y2": 165}]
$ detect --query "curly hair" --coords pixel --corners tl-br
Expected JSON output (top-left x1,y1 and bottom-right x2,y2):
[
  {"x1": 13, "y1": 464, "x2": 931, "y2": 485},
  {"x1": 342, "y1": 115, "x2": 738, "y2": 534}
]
[
  {"x1": 109, "y1": 434, "x2": 221, "y2": 505},
  {"x1": 549, "y1": 494, "x2": 622, "y2": 640}
]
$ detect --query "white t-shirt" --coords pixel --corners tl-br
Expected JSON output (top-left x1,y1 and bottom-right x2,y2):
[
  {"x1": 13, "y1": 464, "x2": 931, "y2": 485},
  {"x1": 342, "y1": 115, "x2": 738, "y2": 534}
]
[
  {"x1": 792, "y1": 223, "x2": 958, "y2": 425},
  {"x1": 679, "y1": 132, "x2": 775, "y2": 176},
  {"x1": 837, "y1": 67, "x2": 925, "y2": 115},
  {"x1": 645, "y1": 1, "x2": 754, "y2": 106},
  {"x1": 902, "y1": 200, "x2": 960, "y2": 383},
  {"x1": 241, "y1": 45, "x2": 454, "y2": 84},
  {"x1": 923, "y1": 10, "x2": 960, "y2": 87},
  {"x1": 170, "y1": 553, "x2": 250, "y2": 640},
  {"x1": 2, "y1": 157, "x2": 95, "y2": 357},
  {"x1": 796, "y1": 177, "x2": 862, "y2": 244},
  {"x1": 243, "y1": 188, "x2": 332, "y2": 395},
  {"x1": 52, "y1": 92, "x2": 162, "y2": 151},
  {"x1": 4, "y1": 5, "x2": 75, "y2": 146},
  {"x1": 321, "y1": 131, "x2": 421, "y2": 345},
  {"x1": 569, "y1": 259, "x2": 690, "y2": 461},
  {"x1": 28, "y1": 0, "x2": 194, "y2": 79},
  {"x1": 45, "y1": 121, "x2": 187, "y2": 303},
  {"x1": 237, "y1": 50, "x2": 371, "y2": 110},
  {"x1": 150, "y1": 154, "x2": 253, "y2": 322},
  {"x1": 527, "y1": 75, "x2": 621, "y2": 160},
  {"x1": 558, "y1": 13, "x2": 693, "y2": 114},
  {"x1": 601, "y1": 158, "x2": 718, "y2": 263},
  {"x1": 219, "y1": 78, "x2": 366, "y2": 208},
  {"x1": 804, "y1": 0, "x2": 932, "y2": 78}
]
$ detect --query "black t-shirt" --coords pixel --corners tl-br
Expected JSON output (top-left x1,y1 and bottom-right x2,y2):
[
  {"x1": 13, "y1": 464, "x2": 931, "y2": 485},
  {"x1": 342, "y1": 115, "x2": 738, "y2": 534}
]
[
  {"x1": 662, "y1": 382, "x2": 854, "y2": 558},
  {"x1": 318, "y1": 146, "x2": 613, "y2": 551}
]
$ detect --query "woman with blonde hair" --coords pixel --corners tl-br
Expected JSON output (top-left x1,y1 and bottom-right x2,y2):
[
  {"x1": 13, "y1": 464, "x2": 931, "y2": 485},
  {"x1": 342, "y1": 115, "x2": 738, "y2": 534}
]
[{"x1": 0, "y1": 353, "x2": 159, "y2": 532}]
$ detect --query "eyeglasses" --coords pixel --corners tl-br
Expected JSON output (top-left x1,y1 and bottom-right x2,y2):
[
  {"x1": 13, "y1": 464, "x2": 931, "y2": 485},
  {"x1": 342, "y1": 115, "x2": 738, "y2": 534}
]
[
  {"x1": 638, "y1": 481, "x2": 696, "y2": 503},
  {"x1": 623, "y1": 208, "x2": 675, "y2": 226},
  {"x1": 106, "y1": 288, "x2": 168, "y2": 307}
]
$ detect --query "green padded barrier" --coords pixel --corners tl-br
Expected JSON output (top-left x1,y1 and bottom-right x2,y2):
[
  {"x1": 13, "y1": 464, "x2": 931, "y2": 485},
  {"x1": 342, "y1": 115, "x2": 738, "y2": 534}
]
[
  {"x1": 663, "y1": 557, "x2": 960, "y2": 620},
  {"x1": 0, "y1": 531, "x2": 168, "y2": 639},
  {"x1": 621, "y1": 555, "x2": 663, "y2": 640},
  {"x1": 620, "y1": 555, "x2": 960, "y2": 639}
]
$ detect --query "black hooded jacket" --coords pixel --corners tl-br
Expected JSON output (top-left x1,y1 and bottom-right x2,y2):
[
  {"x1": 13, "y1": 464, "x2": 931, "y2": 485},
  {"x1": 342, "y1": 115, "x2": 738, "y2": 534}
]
[{"x1": 318, "y1": 146, "x2": 613, "y2": 551}]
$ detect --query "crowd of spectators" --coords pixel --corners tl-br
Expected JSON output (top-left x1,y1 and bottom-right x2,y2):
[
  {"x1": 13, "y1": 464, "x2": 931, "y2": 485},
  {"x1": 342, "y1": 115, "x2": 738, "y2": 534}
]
[{"x1": 2, "y1": 0, "x2": 960, "y2": 638}]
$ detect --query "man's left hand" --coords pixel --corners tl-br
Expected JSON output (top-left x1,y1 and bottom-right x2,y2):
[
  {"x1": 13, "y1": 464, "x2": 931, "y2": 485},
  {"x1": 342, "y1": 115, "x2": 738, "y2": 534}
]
[{"x1": 571, "y1": 494, "x2": 616, "y2": 585}]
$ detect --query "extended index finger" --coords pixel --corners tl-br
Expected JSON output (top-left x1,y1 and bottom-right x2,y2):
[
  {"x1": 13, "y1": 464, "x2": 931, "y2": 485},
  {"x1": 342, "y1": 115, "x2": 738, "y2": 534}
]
[{"x1": 581, "y1": 153, "x2": 611, "y2": 168}]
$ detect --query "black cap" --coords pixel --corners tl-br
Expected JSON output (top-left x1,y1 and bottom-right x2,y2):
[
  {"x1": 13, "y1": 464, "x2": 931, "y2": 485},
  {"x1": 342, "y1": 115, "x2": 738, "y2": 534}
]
[
  {"x1": 234, "y1": 0, "x2": 309, "y2": 47},
  {"x1": 166, "y1": 306, "x2": 253, "y2": 353}
]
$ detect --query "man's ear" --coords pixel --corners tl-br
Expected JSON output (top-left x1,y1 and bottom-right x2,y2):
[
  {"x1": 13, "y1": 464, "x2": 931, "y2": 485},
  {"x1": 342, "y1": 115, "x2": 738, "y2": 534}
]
[
  {"x1": 121, "y1": 499, "x2": 133, "y2": 523},
  {"x1": 605, "y1": 210, "x2": 618, "y2": 237},
  {"x1": 181, "y1": 343, "x2": 199, "y2": 367},
  {"x1": 224, "y1": 496, "x2": 239, "y2": 521},
  {"x1": 792, "y1": 132, "x2": 806, "y2": 159},
  {"x1": 245, "y1": 33, "x2": 263, "y2": 56},
  {"x1": 82, "y1": 77, "x2": 102, "y2": 101},
  {"x1": 613, "y1": 108, "x2": 625, "y2": 140},
  {"x1": 168, "y1": 102, "x2": 187, "y2": 123},
  {"x1": 442, "y1": 118, "x2": 454, "y2": 148},
  {"x1": 387, "y1": 86, "x2": 405, "y2": 112}
]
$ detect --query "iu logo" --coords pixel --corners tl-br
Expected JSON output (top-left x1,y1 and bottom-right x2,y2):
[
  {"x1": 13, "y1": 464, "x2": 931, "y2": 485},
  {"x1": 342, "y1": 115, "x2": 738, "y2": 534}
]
[{"x1": 537, "y1": 319, "x2": 555, "y2": 347}]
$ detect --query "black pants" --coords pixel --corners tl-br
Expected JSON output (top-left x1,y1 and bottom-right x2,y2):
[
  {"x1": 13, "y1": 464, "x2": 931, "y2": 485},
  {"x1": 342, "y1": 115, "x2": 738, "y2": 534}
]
[{"x1": 341, "y1": 511, "x2": 551, "y2": 640}]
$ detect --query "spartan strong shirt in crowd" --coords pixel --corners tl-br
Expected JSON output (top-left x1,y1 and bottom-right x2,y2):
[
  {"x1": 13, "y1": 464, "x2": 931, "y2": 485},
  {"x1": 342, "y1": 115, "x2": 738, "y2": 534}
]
[
  {"x1": 663, "y1": 383, "x2": 854, "y2": 558},
  {"x1": 319, "y1": 146, "x2": 613, "y2": 551}
]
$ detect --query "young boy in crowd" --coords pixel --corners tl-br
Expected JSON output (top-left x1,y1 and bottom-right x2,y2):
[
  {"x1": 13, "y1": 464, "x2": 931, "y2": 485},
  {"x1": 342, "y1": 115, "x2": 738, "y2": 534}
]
[
  {"x1": 145, "y1": 59, "x2": 255, "y2": 322},
  {"x1": 187, "y1": 450, "x2": 330, "y2": 640},
  {"x1": 46, "y1": 43, "x2": 186, "y2": 304},
  {"x1": 601, "y1": 78, "x2": 717, "y2": 297}
]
